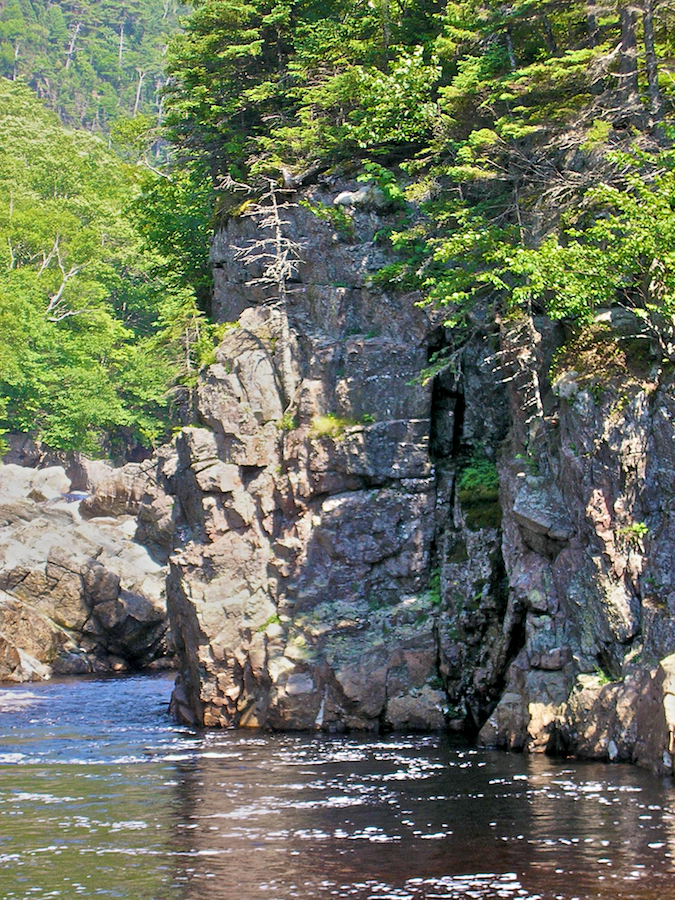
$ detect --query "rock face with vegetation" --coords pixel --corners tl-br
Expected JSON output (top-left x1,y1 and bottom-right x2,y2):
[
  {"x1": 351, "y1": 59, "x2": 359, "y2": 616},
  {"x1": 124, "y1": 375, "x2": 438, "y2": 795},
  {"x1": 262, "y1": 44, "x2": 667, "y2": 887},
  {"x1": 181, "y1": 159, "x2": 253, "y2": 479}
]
[
  {"x1": 167, "y1": 187, "x2": 454, "y2": 729},
  {"x1": 166, "y1": 190, "x2": 675, "y2": 775},
  {"x1": 8, "y1": 0, "x2": 675, "y2": 776},
  {"x1": 479, "y1": 322, "x2": 675, "y2": 774}
]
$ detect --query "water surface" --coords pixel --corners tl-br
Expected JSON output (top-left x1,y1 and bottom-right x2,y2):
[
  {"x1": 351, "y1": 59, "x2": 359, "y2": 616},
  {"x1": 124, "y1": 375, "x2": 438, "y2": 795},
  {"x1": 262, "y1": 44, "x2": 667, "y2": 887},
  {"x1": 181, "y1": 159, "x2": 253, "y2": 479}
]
[{"x1": 1, "y1": 675, "x2": 674, "y2": 900}]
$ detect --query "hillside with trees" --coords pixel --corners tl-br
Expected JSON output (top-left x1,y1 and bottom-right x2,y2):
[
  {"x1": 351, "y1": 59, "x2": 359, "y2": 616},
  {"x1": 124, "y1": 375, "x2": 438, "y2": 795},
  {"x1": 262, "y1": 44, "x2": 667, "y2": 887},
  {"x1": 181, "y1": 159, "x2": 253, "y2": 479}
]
[
  {"x1": 0, "y1": 0, "x2": 182, "y2": 129},
  {"x1": 0, "y1": 78, "x2": 213, "y2": 454},
  {"x1": 3, "y1": 0, "x2": 675, "y2": 454},
  {"x1": 164, "y1": 0, "x2": 675, "y2": 362}
]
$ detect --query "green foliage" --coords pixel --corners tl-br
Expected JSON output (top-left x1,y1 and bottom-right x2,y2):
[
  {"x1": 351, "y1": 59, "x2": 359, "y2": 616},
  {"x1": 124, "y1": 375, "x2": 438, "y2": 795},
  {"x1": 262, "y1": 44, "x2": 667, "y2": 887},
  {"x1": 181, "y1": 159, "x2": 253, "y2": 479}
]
[
  {"x1": 131, "y1": 161, "x2": 215, "y2": 313},
  {"x1": 457, "y1": 456, "x2": 500, "y2": 504},
  {"x1": 617, "y1": 521, "x2": 649, "y2": 548},
  {"x1": 299, "y1": 199, "x2": 354, "y2": 240},
  {"x1": 357, "y1": 162, "x2": 406, "y2": 206},
  {"x1": 503, "y1": 152, "x2": 675, "y2": 355},
  {"x1": 0, "y1": 78, "x2": 207, "y2": 453},
  {"x1": 427, "y1": 567, "x2": 442, "y2": 607},
  {"x1": 594, "y1": 667, "x2": 615, "y2": 687},
  {"x1": 581, "y1": 118, "x2": 612, "y2": 151},
  {"x1": 257, "y1": 612, "x2": 281, "y2": 633},
  {"x1": 0, "y1": 0, "x2": 183, "y2": 131},
  {"x1": 164, "y1": 0, "x2": 444, "y2": 177},
  {"x1": 276, "y1": 411, "x2": 297, "y2": 431},
  {"x1": 162, "y1": 0, "x2": 675, "y2": 364},
  {"x1": 310, "y1": 413, "x2": 357, "y2": 438},
  {"x1": 457, "y1": 455, "x2": 502, "y2": 529}
]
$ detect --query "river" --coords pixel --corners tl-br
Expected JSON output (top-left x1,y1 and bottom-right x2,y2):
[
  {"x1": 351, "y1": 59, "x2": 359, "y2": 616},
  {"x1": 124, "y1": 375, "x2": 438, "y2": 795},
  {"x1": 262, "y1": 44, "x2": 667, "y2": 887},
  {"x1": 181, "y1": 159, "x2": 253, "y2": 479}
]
[{"x1": 1, "y1": 674, "x2": 675, "y2": 900}]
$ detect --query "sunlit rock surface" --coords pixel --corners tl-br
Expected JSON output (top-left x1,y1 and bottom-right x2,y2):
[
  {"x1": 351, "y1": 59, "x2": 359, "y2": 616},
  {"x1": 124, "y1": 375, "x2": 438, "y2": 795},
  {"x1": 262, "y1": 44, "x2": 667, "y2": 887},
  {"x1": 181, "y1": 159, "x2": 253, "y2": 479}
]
[
  {"x1": 0, "y1": 461, "x2": 174, "y2": 680},
  {"x1": 134, "y1": 178, "x2": 675, "y2": 773},
  {"x1": 166, "y1": 182, "x2": 508, "y2": 732}
]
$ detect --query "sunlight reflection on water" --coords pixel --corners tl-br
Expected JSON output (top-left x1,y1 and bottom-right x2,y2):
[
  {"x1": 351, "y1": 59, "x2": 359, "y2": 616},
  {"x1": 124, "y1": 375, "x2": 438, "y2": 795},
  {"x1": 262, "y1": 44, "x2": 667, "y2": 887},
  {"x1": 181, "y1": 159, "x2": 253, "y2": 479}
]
[{"x1": 1, "y1": 674, "x2": 675, "y2": 900}]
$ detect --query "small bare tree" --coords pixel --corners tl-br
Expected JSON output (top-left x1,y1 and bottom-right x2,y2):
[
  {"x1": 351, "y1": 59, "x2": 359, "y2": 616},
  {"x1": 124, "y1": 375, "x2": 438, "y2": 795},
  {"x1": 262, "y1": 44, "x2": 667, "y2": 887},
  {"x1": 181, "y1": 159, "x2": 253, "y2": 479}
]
[
  {"x1": 35, "y1": 235, "x2": 86, "y2": 322},
  {"x1": 222, "y1": 175, "x2": 304, "y2": 410}
]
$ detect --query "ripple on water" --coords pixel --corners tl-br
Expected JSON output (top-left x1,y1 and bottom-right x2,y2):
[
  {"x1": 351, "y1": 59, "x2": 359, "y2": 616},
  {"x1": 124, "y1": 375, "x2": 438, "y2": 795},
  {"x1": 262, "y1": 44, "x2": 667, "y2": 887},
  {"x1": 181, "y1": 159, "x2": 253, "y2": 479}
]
[{"x1": 1, "y1": 675, "x2": 675, "y2": 900}]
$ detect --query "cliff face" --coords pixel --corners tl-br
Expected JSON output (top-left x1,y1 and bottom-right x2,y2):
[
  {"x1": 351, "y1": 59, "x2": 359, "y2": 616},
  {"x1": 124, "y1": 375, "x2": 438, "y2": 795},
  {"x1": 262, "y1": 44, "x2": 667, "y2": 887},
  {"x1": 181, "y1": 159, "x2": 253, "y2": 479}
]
[
  {"x1": 168, "y1": 183, "x2": 451, "y2": 730},
  {"x1": 482, "y1": 319, "x2": 675, "y2": 770},
  {"x1": 166, "y1": 179, "x2": 675, "y2": 772}
]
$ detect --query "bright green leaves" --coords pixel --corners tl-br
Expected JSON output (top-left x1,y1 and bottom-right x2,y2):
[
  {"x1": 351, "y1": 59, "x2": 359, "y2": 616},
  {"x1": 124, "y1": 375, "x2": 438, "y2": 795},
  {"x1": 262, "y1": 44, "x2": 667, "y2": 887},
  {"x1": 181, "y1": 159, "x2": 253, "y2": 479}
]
[
  {"x1": 422, "y1": 205, "x2": 515, "y2": 325},
  {"x1": 0, "y1": 78, "x2": 212, "y2": 453},
  {"x1": 164, "y1": 0, "x2": 445, "y2": 176},
  {"x1": 507, "y1": 156, "x2": 675, "y2": 329},
  {"x1": 345, "y1": 49, "x2": 441, "y2": 149}
]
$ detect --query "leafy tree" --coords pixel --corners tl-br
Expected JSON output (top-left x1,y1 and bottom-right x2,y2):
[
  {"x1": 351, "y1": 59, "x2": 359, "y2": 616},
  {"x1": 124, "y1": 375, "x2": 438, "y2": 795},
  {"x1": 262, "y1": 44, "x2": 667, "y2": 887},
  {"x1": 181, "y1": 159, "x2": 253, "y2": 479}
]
[
  {"x1": 0, "y1": 78, "x2": 213, "y2": 453},
  {"x1": 505, "y1": 152, "x2": 675, "y2": 358}
]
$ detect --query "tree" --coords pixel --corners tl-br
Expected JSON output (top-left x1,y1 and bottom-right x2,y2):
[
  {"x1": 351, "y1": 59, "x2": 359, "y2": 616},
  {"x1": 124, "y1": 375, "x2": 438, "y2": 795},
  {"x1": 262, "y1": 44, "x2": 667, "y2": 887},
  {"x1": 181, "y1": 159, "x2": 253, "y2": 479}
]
[
  {"x1": 0, "y1": 78, "x2": 211, "y2": 452},
  {"x1": 0, "y1": 0, "x2": 182, "y2": 131},
  {"x1": 228, "y1": 176, "x2": 303, "y2": 408},
  {"x1": 643, "y1": 0, "x2": 663, "y2": 119}
]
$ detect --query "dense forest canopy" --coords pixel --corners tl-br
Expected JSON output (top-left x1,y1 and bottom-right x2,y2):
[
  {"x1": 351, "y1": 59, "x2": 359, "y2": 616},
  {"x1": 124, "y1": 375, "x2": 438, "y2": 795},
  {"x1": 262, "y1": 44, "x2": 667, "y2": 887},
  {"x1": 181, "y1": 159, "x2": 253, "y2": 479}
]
[
  {"x1": 0, "y1": 0, "x2": 183, "y2": 129},
  {"x1": 165, "y1": 0, "x2": 675, "y2": 359},
  {"x1": 164, "y1": 0, "x2": 675, "y2": 173},
  {"x1": 3, "y1": 0, "x2": 675, "y2": 454},
  {"x1": 0, "y1": 78, "x2": 214, "y2": 453}
]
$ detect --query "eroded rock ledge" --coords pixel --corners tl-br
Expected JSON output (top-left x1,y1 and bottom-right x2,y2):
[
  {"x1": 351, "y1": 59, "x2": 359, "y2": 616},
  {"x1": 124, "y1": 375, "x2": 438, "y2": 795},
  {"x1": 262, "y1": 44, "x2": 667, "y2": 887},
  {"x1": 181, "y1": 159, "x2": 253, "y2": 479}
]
[{"x1": 0, "y1": 460, "x2": 175, "y2": 680}]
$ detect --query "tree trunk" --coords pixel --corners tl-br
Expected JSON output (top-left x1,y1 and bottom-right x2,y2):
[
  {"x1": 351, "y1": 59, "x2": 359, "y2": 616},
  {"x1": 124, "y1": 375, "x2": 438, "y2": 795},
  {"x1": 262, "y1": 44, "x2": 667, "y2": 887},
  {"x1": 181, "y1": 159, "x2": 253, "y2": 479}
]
[
  {"x1": 618, "y1": 2, "x2": 640, "y2": 106},
  {"x1": 380, "y1": 0, "x2": 391, "y2": 67},
  {"x1": 643, "y1": 0, "x2": 663, "y2": 119},
  {"x1": 118, "y1": 22, "x2": 124, "y2": 67},
  {"x1": 133, "y1": 69, "x2": 145, "y2": 116},
  {"x1": 65, "y1": 23, "x2": 81, "y2": 71},
  {"x1": 587, "y1": 0, "x2": 599, "y2": 46},
  {"x1": 505, "y1": 28, "x2": 517, "y2": 71},
  {"x1": 541, "y1": 15, "x2": 558, "y2": 54}
]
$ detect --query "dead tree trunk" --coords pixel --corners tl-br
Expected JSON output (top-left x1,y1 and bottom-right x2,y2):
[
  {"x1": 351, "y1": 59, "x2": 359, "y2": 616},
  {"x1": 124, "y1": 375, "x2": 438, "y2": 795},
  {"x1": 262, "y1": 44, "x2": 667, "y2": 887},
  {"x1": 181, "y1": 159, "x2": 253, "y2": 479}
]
[
  {"x1": 505, "y1": 28, "x2": 517, "y2": 71},
  {"x1": 587, "y1": 0, "x2": 599, "y2": 45},
  {"x1": 643, "y1": 0, "x2": 663, "y2": 119},
  {"x1": 617, "y1": 1, "x2": 640, "y2": 107},
  {"x1": 65, "y1": 22, "x2": 81, "y2": 71},
  {"x1": 541, "y1": 15, "x2": 558, "y2": 55},
  {"x1": 133, "y1": 69, "x2": 145, "y2": 116},
  {"x1": 228, "y1": 177, "x2": 304, "y2": 410}
]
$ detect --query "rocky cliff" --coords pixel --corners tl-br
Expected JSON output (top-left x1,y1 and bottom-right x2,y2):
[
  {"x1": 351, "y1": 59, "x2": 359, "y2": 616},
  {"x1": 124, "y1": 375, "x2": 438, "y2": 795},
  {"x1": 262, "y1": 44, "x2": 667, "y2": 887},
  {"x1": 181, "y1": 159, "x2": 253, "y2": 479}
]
[
  {"x1": 139, "y1": 176, "x2": 675, "y2": 773},
  {"x1": 165, "y1": 179, "x2": 517, "y2": 734}
]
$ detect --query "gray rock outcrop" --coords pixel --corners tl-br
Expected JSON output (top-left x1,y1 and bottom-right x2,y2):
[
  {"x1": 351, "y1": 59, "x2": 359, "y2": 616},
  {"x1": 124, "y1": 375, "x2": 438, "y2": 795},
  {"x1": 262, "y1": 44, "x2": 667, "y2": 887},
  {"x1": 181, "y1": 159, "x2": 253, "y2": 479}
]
[
  {"x1": 0, "y1": 461, "x2": 175, "y2": 681},
  {"x1": 158, "y1": 177, "x2": 675, "y2": 775},
  {"x1": 168, "y1": 186, "x2": 449, "y2": 729}
]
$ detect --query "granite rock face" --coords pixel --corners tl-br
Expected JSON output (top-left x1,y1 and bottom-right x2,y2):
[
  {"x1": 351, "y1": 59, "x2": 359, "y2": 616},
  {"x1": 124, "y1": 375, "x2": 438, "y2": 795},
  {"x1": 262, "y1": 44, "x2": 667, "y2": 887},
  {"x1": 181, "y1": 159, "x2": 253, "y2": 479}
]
[
  {"x1": 168, "y1": 185, "x2": 454, "y2": 729},
  {"x1": 474, "y1": 317, "x2": 675, "y2": 773},
  {"x1": 0, "y1": 461, "x2": 175, "y2": 681},
  {"x1": 167, "y1": 181, "x2": 514, "y2": 732},
  {"x1": 166, "y1": 179, "x2": 675, "y2": 773}
]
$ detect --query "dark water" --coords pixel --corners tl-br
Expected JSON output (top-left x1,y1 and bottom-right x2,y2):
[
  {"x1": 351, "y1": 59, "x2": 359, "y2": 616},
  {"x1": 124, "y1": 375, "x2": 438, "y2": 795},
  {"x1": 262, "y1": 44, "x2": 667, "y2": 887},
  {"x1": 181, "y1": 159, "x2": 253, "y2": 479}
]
[{"x1": 1, "y1": 677, "x2": 675, "y2": 900}]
